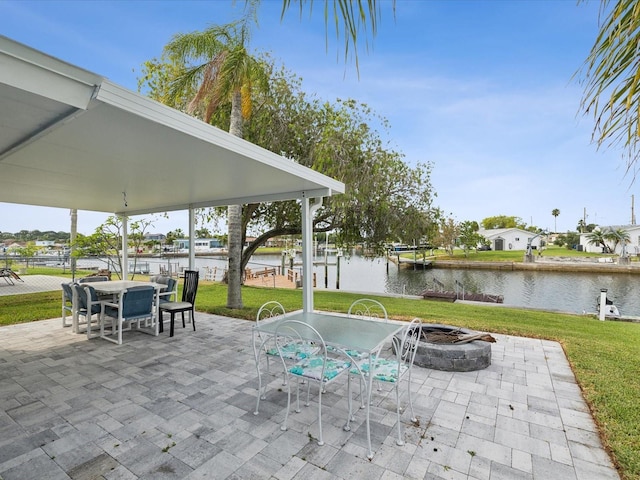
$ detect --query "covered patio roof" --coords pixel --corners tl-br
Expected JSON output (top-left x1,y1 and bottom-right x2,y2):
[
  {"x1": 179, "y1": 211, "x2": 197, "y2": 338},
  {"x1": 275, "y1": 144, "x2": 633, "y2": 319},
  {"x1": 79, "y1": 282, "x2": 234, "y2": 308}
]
[{"x1": 0, "y1": 36, "x2": 345, "y2": 217}]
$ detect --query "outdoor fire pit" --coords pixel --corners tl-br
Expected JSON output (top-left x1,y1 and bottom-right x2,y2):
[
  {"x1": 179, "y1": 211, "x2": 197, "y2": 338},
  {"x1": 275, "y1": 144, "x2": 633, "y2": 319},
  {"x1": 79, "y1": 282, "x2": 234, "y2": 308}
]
[{"x1": 397, "y1": 323, "x2": 493, "y2": 372}]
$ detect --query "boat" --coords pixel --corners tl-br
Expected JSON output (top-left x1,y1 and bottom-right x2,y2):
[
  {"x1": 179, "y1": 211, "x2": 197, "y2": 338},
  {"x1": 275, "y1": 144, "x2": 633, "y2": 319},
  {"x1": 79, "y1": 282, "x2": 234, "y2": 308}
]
[{"x1": 596, "y1": 295, "x2": 621, "y2": 319}]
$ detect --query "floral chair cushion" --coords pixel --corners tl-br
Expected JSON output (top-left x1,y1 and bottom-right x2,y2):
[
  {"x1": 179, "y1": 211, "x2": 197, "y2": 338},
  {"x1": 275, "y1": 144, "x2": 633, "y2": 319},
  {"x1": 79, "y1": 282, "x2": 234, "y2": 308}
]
[
  {"x1": 289, "y1": 356, "x2": 351, "y2": 382},
  {"x1": 326, "y1": 344, "x2": 369, "y2": 360},
  {"x1": 350, "y1": 357, "x2": 408, "y2": 383},
  {"x1": 266, "y1": 341, "x2": 317, "y2": 360}
]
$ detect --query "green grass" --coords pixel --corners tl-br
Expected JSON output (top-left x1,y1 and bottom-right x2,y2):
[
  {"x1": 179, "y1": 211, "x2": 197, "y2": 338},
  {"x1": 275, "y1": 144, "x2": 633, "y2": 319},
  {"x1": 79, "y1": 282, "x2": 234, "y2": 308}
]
[{"x1": 0, "y1": 281, "x2": 638, "y2": 479}]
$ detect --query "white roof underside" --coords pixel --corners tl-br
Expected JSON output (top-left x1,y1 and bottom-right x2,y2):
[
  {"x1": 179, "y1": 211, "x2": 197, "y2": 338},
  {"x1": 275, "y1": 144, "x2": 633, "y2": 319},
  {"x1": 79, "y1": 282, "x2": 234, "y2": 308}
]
[{"x1": 0, "y1": 36, "x2": 344, "y2": 217}]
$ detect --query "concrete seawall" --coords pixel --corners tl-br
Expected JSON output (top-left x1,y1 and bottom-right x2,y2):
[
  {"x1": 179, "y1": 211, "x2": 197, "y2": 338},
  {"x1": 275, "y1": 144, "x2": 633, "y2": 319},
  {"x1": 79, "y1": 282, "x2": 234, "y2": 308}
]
[{"x1": 432, "y1": 259, "x2": 640, "y2": 274}]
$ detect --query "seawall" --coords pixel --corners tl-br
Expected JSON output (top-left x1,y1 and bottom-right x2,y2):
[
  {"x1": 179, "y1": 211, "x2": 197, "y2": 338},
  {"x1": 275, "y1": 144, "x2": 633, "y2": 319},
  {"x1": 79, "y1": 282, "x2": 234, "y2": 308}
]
[{"x1": 431, "y1": 259, "x2": 640, "y2": 274}]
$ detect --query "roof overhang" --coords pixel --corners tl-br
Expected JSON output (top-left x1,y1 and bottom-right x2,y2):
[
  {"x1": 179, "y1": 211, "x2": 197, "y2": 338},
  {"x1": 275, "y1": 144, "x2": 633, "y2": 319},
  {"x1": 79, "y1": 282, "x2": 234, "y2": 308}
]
[{"x1": 0, "y1": 35, "x2": 345, "y2": 217}]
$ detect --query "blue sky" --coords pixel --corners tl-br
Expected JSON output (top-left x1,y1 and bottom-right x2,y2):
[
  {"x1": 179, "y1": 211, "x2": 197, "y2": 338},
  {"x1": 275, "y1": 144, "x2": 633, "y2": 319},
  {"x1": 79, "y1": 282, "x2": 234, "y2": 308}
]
[{"x1": 1, "y1": 0, "x2": 634, "y2": 235}]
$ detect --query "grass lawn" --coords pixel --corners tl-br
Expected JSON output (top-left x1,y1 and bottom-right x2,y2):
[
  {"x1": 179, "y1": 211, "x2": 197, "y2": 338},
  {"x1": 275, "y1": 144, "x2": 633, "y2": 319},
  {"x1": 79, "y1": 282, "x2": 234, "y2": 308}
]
[{"x1": 1, "y1": 280, "x2": 638, "y2": 479}]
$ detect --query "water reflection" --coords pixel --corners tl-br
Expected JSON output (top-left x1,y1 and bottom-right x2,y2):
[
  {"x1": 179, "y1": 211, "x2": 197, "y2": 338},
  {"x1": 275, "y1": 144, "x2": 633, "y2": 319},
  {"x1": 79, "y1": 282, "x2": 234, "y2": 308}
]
[
  {"x1": 79, "y1": 253, "x2": 640, "y2": 316},
  {"x1": 310, "y1": 255, "x2": 640, "y2": 316}
]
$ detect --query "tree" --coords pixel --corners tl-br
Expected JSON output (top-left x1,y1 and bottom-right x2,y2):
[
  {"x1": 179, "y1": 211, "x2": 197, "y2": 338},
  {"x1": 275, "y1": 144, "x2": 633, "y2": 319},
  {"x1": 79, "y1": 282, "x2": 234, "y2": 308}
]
[
  {"x1": 481, "y1": 215, "x2": 526, "y2": 230},
  {"x1": 579, "y1": 0, "x2": 640, "y2": 180},
  {"x1": 551, "y1": 208, "x2": 560, "y2": 233},
  {"x1": 163, "y1": 11, "x2": 269, "y2": 309},
  {"x1": 605, "y1": 227, "x2": 630, "y2": 254},
  {"x1": 141, "y1": 35, "x2": 435, "y2": 290},
  {"x1": 458, "y1": 220, "x2": 484, "y2": 257},
  {"x1": 234, "y1": 76, "x2": 435, "y2": 268},
  {"x1": 577, "y1": 220, "x2": 596, "y2": 233},
  {"x1": 195, "y1": 228, "x2": 211, "y2": 239},
  {"x1": 433, "y1": 217, "x2": 458, "y2": 256},
  {"x1": 73, "y1": 216, "x2": 157, "y2": 279},
  {"x1": 586, "y1": 228, "x2": 610, "y2": 253},
  {"x1": 556, "y1": 231, "x2": 581, "y2": 250},
  {"x1": 142, "y1": 54, "x2": 435, "y2": 271},
  {"x1": 14, "y1": 243, "x2": 38, "y2": 268}
]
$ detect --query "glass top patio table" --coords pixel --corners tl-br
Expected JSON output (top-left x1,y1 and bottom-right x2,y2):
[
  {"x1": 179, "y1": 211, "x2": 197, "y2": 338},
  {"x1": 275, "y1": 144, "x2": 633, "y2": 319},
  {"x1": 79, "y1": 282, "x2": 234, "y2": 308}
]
[
  {"x1": 253, "y1": 310, "x2": 403, "y2": 458},
  {"x1": 255, "y1": 310, "x2": 402, "y2": 355}
]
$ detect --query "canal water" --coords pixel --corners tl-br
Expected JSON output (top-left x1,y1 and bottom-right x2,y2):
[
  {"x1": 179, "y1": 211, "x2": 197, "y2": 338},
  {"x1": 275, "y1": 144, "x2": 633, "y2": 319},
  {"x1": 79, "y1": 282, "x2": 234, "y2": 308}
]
[{"x1": 80, "y1": 253, "x2": 640, "y2": 317}]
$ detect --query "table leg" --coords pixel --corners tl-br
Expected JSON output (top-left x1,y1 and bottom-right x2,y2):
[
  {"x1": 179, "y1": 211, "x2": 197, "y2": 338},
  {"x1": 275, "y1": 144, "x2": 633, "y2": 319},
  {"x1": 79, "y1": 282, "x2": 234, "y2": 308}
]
[{"x1": 365, "y1": 354, "x2": 374, "y2": 459}]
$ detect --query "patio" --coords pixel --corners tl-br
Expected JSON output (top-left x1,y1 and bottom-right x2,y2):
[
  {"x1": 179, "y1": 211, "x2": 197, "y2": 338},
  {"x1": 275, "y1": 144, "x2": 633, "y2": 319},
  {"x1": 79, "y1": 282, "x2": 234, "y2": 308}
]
[{"x1": 0, "y1": 313, "x2": 619, "y2": 479}]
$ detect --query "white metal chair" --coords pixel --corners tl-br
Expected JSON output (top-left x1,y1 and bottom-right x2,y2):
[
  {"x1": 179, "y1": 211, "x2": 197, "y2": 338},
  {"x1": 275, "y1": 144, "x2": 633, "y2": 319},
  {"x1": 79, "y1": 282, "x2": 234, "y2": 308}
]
[
  {"x1": 100, "y1": 285, "x2": 157, "y2": 345},
  {"x1": 276, "y1": 319, "x2": 351, "y2": 446},
  {"x1": 255, "y1": 301, "x2": 287, "y2": 372},
  {"x1": 347, "y1": 317, "x2": 423, "y2": 445},
  {"x1": 253, "y1": 301, "x2": 318, "y2": 415}
]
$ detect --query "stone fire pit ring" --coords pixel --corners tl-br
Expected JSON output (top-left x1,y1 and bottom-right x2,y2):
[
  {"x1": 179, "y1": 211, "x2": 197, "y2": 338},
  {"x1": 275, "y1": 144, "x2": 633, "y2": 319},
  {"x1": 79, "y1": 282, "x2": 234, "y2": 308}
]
[{"x1": 396, "y1": 323, "x2": 492, "y2": 372}]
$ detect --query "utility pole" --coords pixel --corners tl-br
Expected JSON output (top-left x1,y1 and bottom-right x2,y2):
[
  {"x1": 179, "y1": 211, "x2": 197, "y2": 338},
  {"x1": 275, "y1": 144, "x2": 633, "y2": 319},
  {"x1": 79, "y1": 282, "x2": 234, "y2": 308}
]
[
  {"x1": 632, "y1": 195, "x2": 636, "y2": 225},
  {"x1": 583, "y1": 207, "x2": 587, "y2": 233}
]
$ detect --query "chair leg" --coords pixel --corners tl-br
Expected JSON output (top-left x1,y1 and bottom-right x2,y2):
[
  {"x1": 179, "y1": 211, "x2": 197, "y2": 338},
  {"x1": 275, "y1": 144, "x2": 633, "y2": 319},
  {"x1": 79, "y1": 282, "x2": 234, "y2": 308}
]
[
  {"x1": 191, "y1": 308, "x2": 196, "y2": 331},
  {"x1": 317, "y1": 382, "x2": 325, "y2": 446},
  {"x1": 170, "y1": 313, "x2": 175, "y2": 337},
  {"x1": 395, "y1": 383, "x2": 404, "y2": 446},
  {"x1": 159, "y1": 311, "x2": 164, "y2": 333},
  {"x1": 181, "y1": 312, "x2": 186, "y2": 328}
]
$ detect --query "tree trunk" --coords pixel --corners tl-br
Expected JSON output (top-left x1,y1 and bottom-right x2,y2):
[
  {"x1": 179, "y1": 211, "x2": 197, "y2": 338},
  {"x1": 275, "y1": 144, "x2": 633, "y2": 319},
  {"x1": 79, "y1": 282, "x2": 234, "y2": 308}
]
[{"x1": 226, "y1": 91, "x2": 244, "y2": 309}]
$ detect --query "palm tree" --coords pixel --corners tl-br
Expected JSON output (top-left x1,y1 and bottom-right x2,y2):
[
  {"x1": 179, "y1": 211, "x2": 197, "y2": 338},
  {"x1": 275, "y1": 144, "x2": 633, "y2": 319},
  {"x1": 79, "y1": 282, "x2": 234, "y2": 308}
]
[
  {"x1": 551, "y1": 208, "x2": 560, "y2": 233},
  {"x1": 586, "y1": 228, "x2": 610, "y2": 253},
  {"x1": 604, "y1": 228, "x2": 630, "y2": 256},
  {"x1": 164, "y1": 12, "x2": 269, "y2": 309},
  {"x1": 580, "y1": 0, "x2": 640, "y2": 178},
  {"x1": 280, "y1": 0, "x2": 384, "y2": 72}
]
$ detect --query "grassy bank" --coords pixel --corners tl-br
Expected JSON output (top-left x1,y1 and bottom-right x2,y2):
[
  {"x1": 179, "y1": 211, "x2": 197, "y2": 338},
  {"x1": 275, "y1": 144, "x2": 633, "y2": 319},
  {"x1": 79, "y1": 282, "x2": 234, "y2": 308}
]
[
  {"x1": 1, "y1": 282, "x2": 638, "y2": 479},
  {"x1": 399, "y1": 245, "x2": 622, "y2": 262}
]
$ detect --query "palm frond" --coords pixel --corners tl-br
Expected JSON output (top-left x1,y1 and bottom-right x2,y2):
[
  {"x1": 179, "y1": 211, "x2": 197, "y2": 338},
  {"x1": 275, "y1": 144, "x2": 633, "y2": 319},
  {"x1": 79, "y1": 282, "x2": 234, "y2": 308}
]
[{"x1": 579, "y1": 0, "x2": 640, "y2": 176}]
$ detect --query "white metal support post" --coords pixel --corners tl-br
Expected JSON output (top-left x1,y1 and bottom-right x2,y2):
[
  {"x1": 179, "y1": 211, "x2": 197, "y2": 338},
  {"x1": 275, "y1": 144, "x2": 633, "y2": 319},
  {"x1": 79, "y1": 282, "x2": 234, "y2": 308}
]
[
  {"x1": 599, "y1": 288, "x2": 608, "y2": 321},
  {"x1": 121, "y1": 214, "x2": 128, "y2": 280},
  {"x1": 301, "y1": 196, "x2": 323, "y2": 312},
  {"x1": 189, "y1": 208, "x2": 196, "y2": 270}
]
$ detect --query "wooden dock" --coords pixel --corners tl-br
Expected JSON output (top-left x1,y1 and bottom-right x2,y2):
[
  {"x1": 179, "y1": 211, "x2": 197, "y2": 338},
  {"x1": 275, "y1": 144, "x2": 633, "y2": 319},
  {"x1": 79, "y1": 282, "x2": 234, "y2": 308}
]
[
  {"x1": 244, "y1": 273, "x2": 296, "y2": 289},
  {"x1": 243, "y1": 267, "x2": 315, "y2": 289}
]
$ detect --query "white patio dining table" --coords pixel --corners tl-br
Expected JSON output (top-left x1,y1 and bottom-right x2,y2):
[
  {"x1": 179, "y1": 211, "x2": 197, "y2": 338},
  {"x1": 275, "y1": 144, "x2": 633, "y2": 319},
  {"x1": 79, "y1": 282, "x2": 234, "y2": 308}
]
[
  {"x1": 252, "y1": 310, "x2": 403, "y2": 459},
  {"x1": 71, "y1": 280, "x2": 164, "y2": 334}
]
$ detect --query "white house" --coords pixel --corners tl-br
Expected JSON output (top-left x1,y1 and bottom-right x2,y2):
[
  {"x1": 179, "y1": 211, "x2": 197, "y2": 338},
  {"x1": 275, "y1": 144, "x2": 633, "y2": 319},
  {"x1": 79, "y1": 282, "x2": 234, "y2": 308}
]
[
  {"x1": 173, "y1": 238, "x2": 224, "y2": 253},
  {"x1": 579, "y1": 225, "x2": 640, "y2": 255},
  {"x1": 478, "y1": 228, "x2": 544, "y2": 251}
]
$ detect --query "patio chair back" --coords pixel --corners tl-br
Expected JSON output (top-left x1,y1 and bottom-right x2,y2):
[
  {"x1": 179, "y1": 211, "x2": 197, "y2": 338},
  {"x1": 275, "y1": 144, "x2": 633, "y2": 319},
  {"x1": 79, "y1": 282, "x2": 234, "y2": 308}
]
[
  {"x1": 72, "y1": 283, "x2": 101, "y2": 315},
  {"x1": 101, "y1": 286, "x2": 156, "y2": 345},
  {"x1": 256, "y1": 301, "x2": 286, "y2": 324},
  {"x1": 119, "y1": 286, "x2": 155, "y2": 320},
  {"x1": 61, "y1": 282, "x2": 75, "y2": 327},
  {"x1": 347, "y1": 298, "x2": 388, "y2": 321},
  {"x1": 181, "y1": 270, "x2": 199, "y2": 304},
  {"x1": 78, "y1": 276, "x2": 109, "y2": 283},
  {"x1": 149, "y1": 275, "x2": 177, "y2": 303}
]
